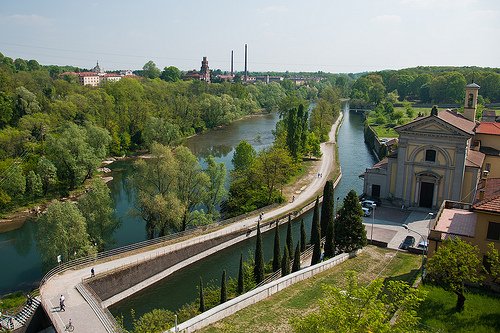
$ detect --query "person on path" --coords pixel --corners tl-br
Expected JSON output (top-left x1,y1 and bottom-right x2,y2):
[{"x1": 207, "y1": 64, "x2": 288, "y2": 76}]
[
  {"x1": 91, "y1": 267, "x2": 95, "y2": 278},
  {"x1": 59, "y1": 295, "x2": 65, "y2": 312}
]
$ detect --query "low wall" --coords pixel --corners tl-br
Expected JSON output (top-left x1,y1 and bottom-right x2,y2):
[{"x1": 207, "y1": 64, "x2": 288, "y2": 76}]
[
  {"x1": 170, "y1": 250, "x2": 360, "y2": 333},
  {"x1": 88, "y1": 231, "x2": 241, "y2": 301}
]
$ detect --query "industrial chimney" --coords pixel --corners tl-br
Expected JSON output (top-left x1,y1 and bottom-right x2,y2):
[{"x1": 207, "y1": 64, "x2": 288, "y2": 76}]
[
  {"x1": 244, "y1": 44, "x2": 248, "y2": 82},
  {"x1": 231, "y1": 50, "x2": 234, "y2": 77}
]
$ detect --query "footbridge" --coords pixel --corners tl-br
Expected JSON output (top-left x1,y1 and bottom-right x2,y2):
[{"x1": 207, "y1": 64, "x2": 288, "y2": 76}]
[{"x1": 39, "y1": 115, "x2": 343, "y2": 333}]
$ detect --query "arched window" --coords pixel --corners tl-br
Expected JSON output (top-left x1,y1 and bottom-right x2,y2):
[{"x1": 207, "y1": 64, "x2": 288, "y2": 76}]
[{"x1": 425, "y1": 149, "x2": 436, "y2": 162}]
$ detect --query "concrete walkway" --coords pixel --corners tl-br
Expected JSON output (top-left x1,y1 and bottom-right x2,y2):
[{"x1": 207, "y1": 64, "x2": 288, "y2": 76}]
[{"x1": 40, "y1": 114, "x2": 344, "y2": 333}]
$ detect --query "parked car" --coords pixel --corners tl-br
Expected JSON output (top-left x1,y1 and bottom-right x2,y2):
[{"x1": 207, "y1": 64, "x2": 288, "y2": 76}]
[
  {"x1": 401, "y1": 236, "x2": 415, "y2": 250},
  {"x1": 361, "y1": 207, "x2": 371, "y2": 217},
  {"x1": 418, "y1": 240, "x2": 428, "y2": 250},
  {"x1": 361, "y1": 200, "x2": 376, "y2": 208}
]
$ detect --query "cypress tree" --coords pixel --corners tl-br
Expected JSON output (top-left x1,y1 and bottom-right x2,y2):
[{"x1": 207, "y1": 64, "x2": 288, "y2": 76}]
[
  {"x1": 272, "y1": 221, "x2": 281, "y2": 272},
  {"x1": 335, "y1": 190, "x2": 367, "y2": 253},
  {"x1": 199, "y1": 277, "x2": 205, "y2": 312},
  {"x1": 220, "y1": 270, "x2": 227, "y2": 304},
  {"x1": 281, "y1": 245, "x2": 290, "y2": 277},
  {"x1": 310, "y1": 197, "x2": 321, "y2": 245},
  {"x1": 324, "y1": 217, "x2": 335, "y2": 258},
  {"x1": 300, "y1": 219, "x2": 306, "y2": 252},
  {"x1": 311, "y1": 236, "x2": 321, "y2": 265},
  {"x1": 292, "y1": 241, "x2": 301, "y2": 272},
  {"x1": 320, "y1": 180, "x2": 334, "y2": 239},
  {"x1": 237, "y1": 253, "x2": 244, "y2": 294},
  {"x1": 286, "y1": 215, "x2": 293, "y2": 259},
  {"x1": 254, "y1": 222, "x2": 264, "y2": 284}
]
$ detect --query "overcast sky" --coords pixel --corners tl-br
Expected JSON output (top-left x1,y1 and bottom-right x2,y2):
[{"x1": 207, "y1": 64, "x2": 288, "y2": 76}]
[{"x1": 1, "y1": 0, "x2": 499, "y2": 73}]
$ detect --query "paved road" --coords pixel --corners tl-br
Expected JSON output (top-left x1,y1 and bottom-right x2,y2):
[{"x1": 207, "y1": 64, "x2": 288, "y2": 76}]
[{"x1": 41, "y1": 114, "x2": 344, "y2": 333}]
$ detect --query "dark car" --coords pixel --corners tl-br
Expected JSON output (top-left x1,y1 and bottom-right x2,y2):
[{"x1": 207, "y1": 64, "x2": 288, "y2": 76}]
[{"x1": 401, "y1": 236, "x2": 415, "y2": 250}]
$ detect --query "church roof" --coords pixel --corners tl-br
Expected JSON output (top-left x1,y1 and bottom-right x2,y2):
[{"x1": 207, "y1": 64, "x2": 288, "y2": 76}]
[
  {"x1": 437, "y1": 110, "x2": 476, "y2": 134},
  {"x1": 465, "y1": 149, "x2": 485, "y2": 168},
  {"x1": 475, "y1": 122, "x2": 500, "y2": 136},
  {"x1": 372, "y1": 158, "x2": 388, "y2": 169},
  {"x1": 466, "y1": 82, "x2": 480, "y2": 89},
  {"x1": 473, "y1": 195, "x2": 500, "y2": 214}
]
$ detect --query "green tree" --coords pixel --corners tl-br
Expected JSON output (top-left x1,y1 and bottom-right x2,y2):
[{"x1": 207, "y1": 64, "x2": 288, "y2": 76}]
[
  {"x1": 142, "y1": 60, "x2": 161, "y2": 79},
  {"x1": 36, "y1": 201, "x2": 95, "y2": 266},
  {"x1": 37, "y1": 156, "x2": 57, "y2": 195},
  {"x1": 0, "y1": 160, "x2": 25, "y2": 209},
  {"x1": 272, "y1": 221, "x2": 281, "y2": 272},
  {"x1": 77, "y1": 179, "x2": 117, "y2": 250},
  {"x1": 254, "y1": 147, "x2": 294, "y2": 204},
  {"x1": 320, "y1": 180, "x2": 334, "y2": 239},
  {"x1": 220, "y1": 270, "x2": 227, "y2": 304},
  {"x1": 203, "y1": 155, "x2": 226, "y2": 216},
  {"x1": 131, "y1": 143, "x2": 183, "y2": 238},
  {"x1": 199, "y1": 277, "x2": 205, "y2": 312},
  {"x1": 334, "y1": 190, "x2": 367, "y2": 253},
  {"x1": 25, "y1": 170, "x2": 42, "y2": 198},
  {"x1": 286, "y1": 215, "x2": 293, "y2": 259},
  {"x1": 254, "y1": 222, "x2": 264, "y2": 284},
  {"x1": 13, "y1": 86, "x2": 40, "y2": 124},
  {"x1": 324, "y1": 218, "x2": 335, "y2": 258},
  {"x1": 300, "y1": 219, "x2": 306, "y2": 252},
  {"x1": 160, "y1": 66, "x2": 181, "y2": 82},
  {"x1": 291, "y1": 272, "x2": 427, "y2": 333},
  {"x1": 281, "y1": 245, "x2": 290, "y2": 277},
  {"x1": 427, "y1": 237, "x2": 482, "y2": 311},
  {"x1": 237, "y1": 253, "x2": 244, "y2": 294},
  {"x1": 292, "y1": 241, "x2": 301, "y2": 273},
  {"x1": 142, "y1": 117, "x2": 181, "y2": 147},
  {"x1": 175, "y1": 146, "x2": 210, "y2": 230},
  {"x1": 132, "y1": 308, "x2": 175, "y2": 333},
  {"x1": 310, "y1": 197, "x2": 321, "y2": 245},
  {"x1": 484, "y1": 243, "x2": 500, "y2": 283},
  {"x1": 232, "y1": 140, "x2": 256, "y2": 173}
]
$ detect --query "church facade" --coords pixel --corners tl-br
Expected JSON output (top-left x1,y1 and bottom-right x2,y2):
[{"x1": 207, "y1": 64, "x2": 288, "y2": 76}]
[{"x1": 362, "y1": 83, "x2": 494, "y2": 209}]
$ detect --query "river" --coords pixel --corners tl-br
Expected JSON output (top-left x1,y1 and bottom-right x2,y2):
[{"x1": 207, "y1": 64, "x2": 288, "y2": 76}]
[
  {"x1": 0, "y1": 105, "x2": 377, "y2": 325},
  {"x1": 108, "y1": 105, "x2": 378, "y2": 328}
]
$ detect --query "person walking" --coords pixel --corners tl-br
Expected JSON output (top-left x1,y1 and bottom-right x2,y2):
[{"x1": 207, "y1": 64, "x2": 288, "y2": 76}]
[
  {"x1": 91, "y1": 267, "x2": 95, "y2": 278},
  {"x1": 60, "y1": 295, "x2": 65, "y2": 312}
]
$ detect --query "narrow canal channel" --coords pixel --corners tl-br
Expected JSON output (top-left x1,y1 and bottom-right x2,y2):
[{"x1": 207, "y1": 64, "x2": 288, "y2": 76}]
[{"x1": 109, "y1": 105, "x2": 378, "y2": 328}]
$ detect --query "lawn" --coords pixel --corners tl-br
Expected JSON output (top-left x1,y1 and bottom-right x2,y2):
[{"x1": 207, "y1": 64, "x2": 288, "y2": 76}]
[
  {"x1": 417, "y1": 285, "x2": 500, "y2": 333},
  {"x1": 199, "y1": 246, "x2": 421, "y2": 333},
  {"x1": 368, "y1": 106, "x2": 431, "y2": 139}
]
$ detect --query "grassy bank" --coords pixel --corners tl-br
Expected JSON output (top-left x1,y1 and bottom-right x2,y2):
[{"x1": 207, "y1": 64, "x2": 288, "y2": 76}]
[
  {"x1": 199, "y1": 246, "x2": 421, "y2": 333},
  {"x1": 368, "y1": 106, "x2": 430, "y2": 138},
  {"x1": 417, "y1": 285, "x2": 500, "y2": 333}
]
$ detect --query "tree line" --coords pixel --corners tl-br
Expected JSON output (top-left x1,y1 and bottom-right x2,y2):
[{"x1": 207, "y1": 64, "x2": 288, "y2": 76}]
[
  {"x1": 350, "y1": 66, "x2": 500, "y2": 106},
  {"x1": 0, "y1": 53, "x2": 343, "y2": 214}
]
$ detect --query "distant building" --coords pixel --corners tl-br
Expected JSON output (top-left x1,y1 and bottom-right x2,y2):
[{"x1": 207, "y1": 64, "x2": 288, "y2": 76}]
[
  {"x1": 184, "y1": 57, "x2": 211, "y2": 83},
  {"x1": 70, "y1": 62, "x2": 136, "y2": 86}
]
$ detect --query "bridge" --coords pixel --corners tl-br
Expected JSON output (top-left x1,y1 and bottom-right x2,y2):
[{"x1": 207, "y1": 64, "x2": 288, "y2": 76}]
[{"x1": 38, "y1": 114, "x2": 343, "y2": 333}]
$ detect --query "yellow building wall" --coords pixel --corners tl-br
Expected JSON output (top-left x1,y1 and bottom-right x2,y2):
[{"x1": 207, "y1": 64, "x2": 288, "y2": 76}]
[
  {"x1": 476, "y1": 133, "x2": 500, "y2": 150},
  {"x1": 461, "y1": 169, "x2": 476, "y2": 203},
  {"x1": 483, "y1": 155, "x2": 500, "y2": 178},
  {"x1": 474, "y1": 212, "x2": 500, "y2": 255},
  {"x1": 390, "y1": 164, "x2": 397, "y2": 194}
]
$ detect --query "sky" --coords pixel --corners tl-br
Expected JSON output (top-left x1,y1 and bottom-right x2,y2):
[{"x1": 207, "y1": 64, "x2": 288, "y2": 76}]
[{"x1": 0, "y1": 0, "x2": 499, "y2": 73}]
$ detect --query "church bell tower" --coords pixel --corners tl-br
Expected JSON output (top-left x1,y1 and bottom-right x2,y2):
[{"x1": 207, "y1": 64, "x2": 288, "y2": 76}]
[{"x1": 463, "y1": 82, "x2": 480, "y2": 122}]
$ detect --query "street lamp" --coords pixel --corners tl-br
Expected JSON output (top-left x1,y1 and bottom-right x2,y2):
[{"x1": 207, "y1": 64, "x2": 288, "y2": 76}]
[
  {"x1": 427, "y1": 212, "x2": 435, "y2": 236},
  {"x1": 370, "y1": 203, "x2": 377, "y2": 243},
  {"x1": 402, "y1": 224, "x2": 427, "y2": 278}
]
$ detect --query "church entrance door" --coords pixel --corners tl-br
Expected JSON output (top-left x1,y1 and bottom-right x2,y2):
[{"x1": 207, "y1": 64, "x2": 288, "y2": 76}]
[{"x1": 419, "y1": 182, "x2": 434, "y2": 208}]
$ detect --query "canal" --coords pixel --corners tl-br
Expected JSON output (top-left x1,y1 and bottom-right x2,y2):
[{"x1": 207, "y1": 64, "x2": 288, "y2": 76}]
[{"x1": 108, "y1": 105, "x2": 378, "y2": 328}]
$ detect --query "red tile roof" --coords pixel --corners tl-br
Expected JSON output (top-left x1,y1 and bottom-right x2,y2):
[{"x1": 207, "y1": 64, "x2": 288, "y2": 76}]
[
  {"x1": 373, "y1": 158, "x2": 388, "y2": 169},
  {"x1": 475, "y1": 122, "x2": 500, "y2": 136},
  {"x1": 465, "y1": 149, "x2": 485, "y2": 168},
  {"x1": 437, "y1": 110, "x2": 476, "y2": 134},
  {"x1": 435, "y1": 208, "x2": 476, "y2": 237},
  {"x1": 473, "y1": 195, "x2": 500, "y2": 214}
]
